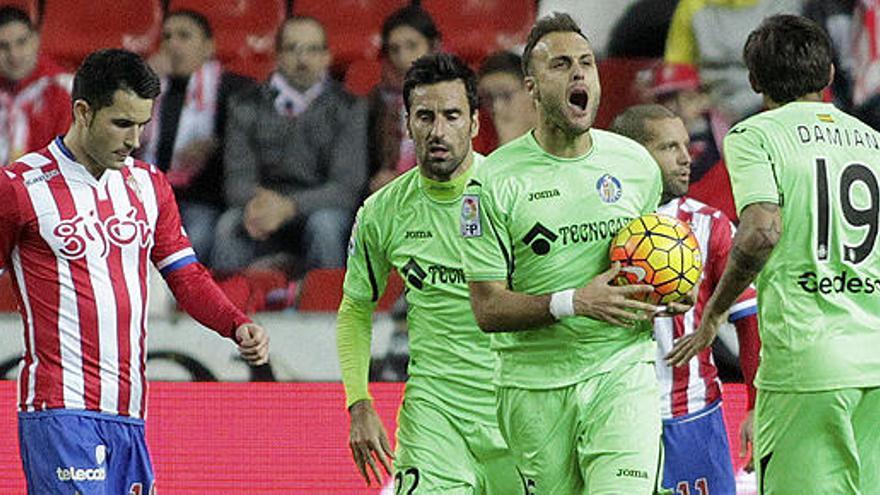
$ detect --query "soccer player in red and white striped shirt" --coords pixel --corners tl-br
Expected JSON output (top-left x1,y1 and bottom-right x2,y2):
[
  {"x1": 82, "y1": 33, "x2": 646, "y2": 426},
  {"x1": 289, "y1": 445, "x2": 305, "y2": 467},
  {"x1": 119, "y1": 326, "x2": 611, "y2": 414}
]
[
  {"x1": 0, "y1": 48, "x2": 268, "y2": 494},
  {"x1": 612, "y1": 104, "x2": 760, "y2": 494}
]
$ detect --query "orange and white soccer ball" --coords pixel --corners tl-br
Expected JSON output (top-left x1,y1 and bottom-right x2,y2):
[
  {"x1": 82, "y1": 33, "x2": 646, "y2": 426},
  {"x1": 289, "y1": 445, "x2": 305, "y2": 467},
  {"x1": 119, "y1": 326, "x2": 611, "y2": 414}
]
[{"x1": 609, "y1": 213, "x2": 702, "y2": 304}]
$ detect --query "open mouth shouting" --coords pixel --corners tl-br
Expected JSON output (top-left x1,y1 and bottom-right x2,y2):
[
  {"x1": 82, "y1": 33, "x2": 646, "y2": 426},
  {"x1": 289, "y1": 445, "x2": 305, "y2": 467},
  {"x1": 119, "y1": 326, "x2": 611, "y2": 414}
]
[{"x1": 568, "y1": 87, "x2": 589, "y2": 115}]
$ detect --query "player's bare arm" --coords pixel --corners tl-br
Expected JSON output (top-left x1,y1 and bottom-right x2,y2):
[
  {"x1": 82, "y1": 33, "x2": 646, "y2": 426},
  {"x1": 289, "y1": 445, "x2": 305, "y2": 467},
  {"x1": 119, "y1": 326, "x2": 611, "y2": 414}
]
[
  {"x1": 667, "y1": 202, "x2": 781, "y2": 366},
  {"x1": 468, "y1": 262, "x2": 657, "y2": 333},
  {"x1": 348, "y1": 399, "x2": 394, "y2": 487}
]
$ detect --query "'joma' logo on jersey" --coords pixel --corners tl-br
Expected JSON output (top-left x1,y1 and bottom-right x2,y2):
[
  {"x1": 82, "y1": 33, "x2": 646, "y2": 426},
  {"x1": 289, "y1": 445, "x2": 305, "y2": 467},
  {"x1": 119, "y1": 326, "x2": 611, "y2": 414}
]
[
  {"x1": 616, "y1": 468, "x2": 649, "y2": 479},
  {"x1": 527, "y1": 189, "x2": 560, "y2": 201},
  {"x1": 523, "y1": 223, "x2": 558, "y2": 255},
  {"x1": 404, "y1": 230, "x2": 433, "y2": 239}
]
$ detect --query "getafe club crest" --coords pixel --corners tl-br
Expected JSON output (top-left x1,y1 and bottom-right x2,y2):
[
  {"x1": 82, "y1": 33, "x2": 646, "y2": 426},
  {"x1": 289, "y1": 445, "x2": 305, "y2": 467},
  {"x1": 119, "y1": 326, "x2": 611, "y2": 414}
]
[
  {"x1": 460, "y1": 194, "x2": 482, "y2": 237},
  {"x1": 596, "y1": 174, "x2": 622, "y2": 203}
]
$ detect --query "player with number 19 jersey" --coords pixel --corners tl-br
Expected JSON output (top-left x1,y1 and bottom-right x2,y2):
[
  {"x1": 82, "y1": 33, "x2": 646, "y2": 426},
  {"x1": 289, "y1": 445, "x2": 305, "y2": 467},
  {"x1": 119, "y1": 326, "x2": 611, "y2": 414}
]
[{"x1": 724, "y1": 101, "x2": 880, "y2": 392}]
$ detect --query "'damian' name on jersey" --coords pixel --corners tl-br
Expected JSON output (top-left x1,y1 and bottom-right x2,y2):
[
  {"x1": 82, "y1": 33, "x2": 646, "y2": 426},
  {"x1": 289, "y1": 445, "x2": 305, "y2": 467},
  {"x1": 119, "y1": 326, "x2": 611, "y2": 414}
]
[{"x1": 793, "y1": 118, "x2": 880, "y2": 150}]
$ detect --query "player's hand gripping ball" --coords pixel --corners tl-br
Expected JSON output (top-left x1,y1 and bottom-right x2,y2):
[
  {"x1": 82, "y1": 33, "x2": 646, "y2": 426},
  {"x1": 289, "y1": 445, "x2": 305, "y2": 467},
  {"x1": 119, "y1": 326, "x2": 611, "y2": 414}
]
[{"x1": 609, "y1": 213, "x2": 702, "y2": 305}]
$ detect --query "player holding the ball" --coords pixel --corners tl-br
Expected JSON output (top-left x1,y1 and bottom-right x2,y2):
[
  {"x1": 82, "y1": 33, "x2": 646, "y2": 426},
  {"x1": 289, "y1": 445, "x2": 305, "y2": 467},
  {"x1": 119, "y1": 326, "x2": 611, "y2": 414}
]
[
  {"x1": 460, "y1": 13, "x2": 690, "y2": 493},
  {"x1": 612, "y1": 104, "x2": 761, "y2": 494}
]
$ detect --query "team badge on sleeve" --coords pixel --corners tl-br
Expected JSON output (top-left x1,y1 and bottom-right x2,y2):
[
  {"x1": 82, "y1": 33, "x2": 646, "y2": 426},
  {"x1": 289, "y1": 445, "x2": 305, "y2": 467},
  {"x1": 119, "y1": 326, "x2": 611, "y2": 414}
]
[
  {"x1": 460, "y1": 194, "x2": 482, "y2": 237},
  {"x1": 347, "y1": 217, "x2": 359, "y2": 256}
]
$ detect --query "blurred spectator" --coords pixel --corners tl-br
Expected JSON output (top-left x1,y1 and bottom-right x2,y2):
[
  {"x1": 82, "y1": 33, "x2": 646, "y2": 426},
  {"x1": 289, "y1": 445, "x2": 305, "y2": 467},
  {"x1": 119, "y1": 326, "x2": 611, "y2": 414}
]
[
  {"x1": 852, "y1": 0, "x2": 880, "y2": 130},
  {"x1": 0, "y1": 6, "x2": 71, "y2": 166},
  {"x1": 537, "y1": 0, "x2": 636, "y2": 56},
  {"x1": 805, "y1": 0, "x2": 857, "y2": 112},
  {"x1": 140, "y1": 10, "x2": 253, "y2": 263},
  {"x1": 607, "y1": 0, "x2": 679, "y2": 58},
  {"x1": 650, "y1": 62, "x2": 738, "y2": 221},
  {"x1": 211, "y1": 16, "x2": 367, "y2": 276},
  {"x1": 664, "y1": 0, "x2": 804, "y2": 121},
  {"x1": 477, "y1": 51, "x2": 535, "y2": 149},
  {"x1": 367, "y1": 6, "x2": 440, "y2": 194}
]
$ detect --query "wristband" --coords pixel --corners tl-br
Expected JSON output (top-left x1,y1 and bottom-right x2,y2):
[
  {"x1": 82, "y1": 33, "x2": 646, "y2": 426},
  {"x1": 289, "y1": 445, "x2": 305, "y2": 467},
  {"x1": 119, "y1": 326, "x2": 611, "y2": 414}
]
[{"x1": 549, "y1": 289, "x2": 576, "y2": 320}]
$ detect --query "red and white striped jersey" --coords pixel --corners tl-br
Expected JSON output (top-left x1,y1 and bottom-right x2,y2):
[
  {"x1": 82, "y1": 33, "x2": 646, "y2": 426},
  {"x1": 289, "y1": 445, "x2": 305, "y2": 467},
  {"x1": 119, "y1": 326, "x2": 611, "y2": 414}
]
[
  {"x1": 654, "y1": 196, "x2": 758, "y2": 419},
  {"x1": 0, "y1": 138, "x2": 197, "y2": 419}
]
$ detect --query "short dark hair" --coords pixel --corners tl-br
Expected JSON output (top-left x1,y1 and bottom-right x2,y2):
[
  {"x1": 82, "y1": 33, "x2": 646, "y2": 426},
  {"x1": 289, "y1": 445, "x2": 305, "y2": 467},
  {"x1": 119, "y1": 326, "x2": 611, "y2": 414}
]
[
  {"x1": 381, "y1": 6, "x2": 440, "y2": 55},
  {"x1": 0, "y1": 6, "x2": 33, "y2": 31},
  {"x1": 479, "y1": 51, "x2": 524, "y2": 80},
  {"x1": 72, "y1": 49, "x2": 161, "y2": 112},
  {"x1": 275, "y1": 15, "x2": 327, "y2": 52},
  {"x1": 165, "y1": 9, "x2": 214, "y2": 39},
  {"x1": 522, "y1": 12, "x2": 589, "y2": 76},
  {"x1": 609, "y1": 104, "x2": 678, "y2": 144},
  {"x1": 743, "y1": 14, "x2": 833, "y2": 104},
  {"x1": 403, "y1": 52, "x2": 478, "y2": 115}
]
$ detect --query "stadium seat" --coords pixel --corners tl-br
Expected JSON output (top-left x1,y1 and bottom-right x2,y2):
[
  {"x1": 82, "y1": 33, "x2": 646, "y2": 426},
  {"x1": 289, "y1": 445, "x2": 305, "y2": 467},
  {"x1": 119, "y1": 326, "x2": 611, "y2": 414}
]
[
  {"x1": 1, "y1": 0, "x2": 38, "y2": 23},
  {"x1": 40, "y1": 0, "x2": 163, "y2": 70},
  {"x1": 420, "y1": 0, "x2": 536, "y2": 64},
  {"x1": 292, "y1": 0, "x2": 408, "y2": 70},
  {"x1": 295, "y1": 268, "x2": 403, "y2": 312},
  {"x1": 594, "y1": 57, "x2": 659, "y2": 130},
  {"x1": 167, "y1": 0, "x2": 287, "y2": 81},
  {"x1": 294, "y1": 268, "x2": 345, "y2": 312},
  {"x1": 344, "y1": 56, "x2": 382, "y2": 97}
]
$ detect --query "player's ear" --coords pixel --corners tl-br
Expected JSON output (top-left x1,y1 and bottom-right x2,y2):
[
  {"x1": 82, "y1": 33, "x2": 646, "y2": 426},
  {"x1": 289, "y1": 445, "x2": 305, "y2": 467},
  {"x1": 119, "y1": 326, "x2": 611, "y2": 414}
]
[
  {"x1": 72, "y1": 99, "x2": 93, "y2": 127},
  {"x1": 405, "y1": 112, "x2": 413, "y2": 139},
  {"x1": 470, "y1": 108, "x2": 480, "y2": 139},
  {"x1": 748, "y1": 73, "x2": 762, "y2": 95},
  {"x1": 827, "y1": 64, "x2": 835, "y2": 90},
  {"x1": 524, "y1": 75, "x2": 537, "y2": 99}
]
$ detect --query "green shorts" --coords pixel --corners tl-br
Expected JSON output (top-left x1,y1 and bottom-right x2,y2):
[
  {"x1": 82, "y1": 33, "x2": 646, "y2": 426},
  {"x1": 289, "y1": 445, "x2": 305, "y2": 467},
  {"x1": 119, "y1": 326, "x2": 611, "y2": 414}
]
[
  {"x1": 393, "y1": 398, "x2": 519, "y2": 494},
  {"x1": 496, "y1": 361, "x2": 662, "y2": 494},
  {"x1": 756, "y1": 386, "x2": 880, "y2": 495}
]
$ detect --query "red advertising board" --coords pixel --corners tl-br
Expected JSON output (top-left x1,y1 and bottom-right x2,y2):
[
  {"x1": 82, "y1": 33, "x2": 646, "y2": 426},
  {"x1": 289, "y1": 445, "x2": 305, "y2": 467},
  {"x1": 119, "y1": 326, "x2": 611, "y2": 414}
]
[{"x1": 0, "y1": 381, "x2": 753, "y2": 493}]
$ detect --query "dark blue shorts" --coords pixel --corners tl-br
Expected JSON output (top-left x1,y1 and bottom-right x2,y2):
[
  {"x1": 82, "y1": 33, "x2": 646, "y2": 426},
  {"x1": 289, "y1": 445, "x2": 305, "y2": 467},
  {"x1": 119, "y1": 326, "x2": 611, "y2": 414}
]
[
  {"x1": 19, "y1": 410, "x2": 155, "y2": 494},
  {"x1": 662, "y1": 401, "x2": 736, "y2": 495}
]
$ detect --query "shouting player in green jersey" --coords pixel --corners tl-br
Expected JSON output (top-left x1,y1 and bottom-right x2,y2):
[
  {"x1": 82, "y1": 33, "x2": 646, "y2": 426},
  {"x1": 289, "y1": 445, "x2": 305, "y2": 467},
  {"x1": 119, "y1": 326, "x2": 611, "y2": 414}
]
[
  {"x1": 667, "y1": 15, "x2": 880, "y2": 494},
  {"x1": 336, "y1": 53, "x2": 518, "y2": 493},
  {"x1": 460, "y1": 13, "x2": 690, "y2": 494}
]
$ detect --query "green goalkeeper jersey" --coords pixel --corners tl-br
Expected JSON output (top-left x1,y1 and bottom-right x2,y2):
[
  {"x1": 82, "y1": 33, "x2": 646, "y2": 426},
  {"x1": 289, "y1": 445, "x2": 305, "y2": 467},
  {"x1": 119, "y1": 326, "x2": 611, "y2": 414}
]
[
  {"x1": 460, "y1": 130, "x2": 662, "y2": 389},
  {"x1": 343, "y1": 154, "x2": 496, "y2": 424},
  {"x1": 724, "y1": 101, "x2": 880, "y2": 392}
]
